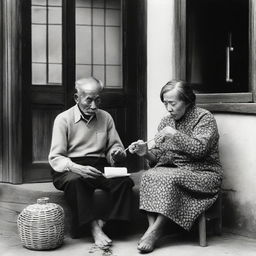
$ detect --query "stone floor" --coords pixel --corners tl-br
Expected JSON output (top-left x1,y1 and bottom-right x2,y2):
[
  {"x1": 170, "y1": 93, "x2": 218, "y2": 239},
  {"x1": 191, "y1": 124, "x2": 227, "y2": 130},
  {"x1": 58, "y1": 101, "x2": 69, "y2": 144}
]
[{"x1": 1, "y1": 230, "x2": 256, "y2": 256}]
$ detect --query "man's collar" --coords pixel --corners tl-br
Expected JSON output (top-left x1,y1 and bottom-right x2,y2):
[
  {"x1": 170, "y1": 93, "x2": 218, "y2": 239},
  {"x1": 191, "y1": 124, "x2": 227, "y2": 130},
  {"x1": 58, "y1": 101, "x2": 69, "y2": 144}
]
[{"x1": 74, "y1": 104, "x2": 97, "y2": 124}]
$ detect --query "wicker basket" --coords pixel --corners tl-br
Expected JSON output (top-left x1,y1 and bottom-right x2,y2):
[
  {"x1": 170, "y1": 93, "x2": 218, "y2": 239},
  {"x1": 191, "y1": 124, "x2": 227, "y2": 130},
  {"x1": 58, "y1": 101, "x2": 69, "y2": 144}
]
[{"x1": 17, "y1": 197, "x2": 65, "y2": 250}]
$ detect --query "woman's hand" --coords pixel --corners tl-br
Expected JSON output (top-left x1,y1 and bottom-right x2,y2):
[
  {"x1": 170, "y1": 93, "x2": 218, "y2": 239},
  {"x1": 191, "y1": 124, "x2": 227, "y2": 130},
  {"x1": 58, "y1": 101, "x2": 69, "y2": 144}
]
[
  {"x1": 128, "y1": 140, "x2": 148, "y2": 156},
  {"x1": 155, "y1": 126, "x2": 177, "y2": 143}
]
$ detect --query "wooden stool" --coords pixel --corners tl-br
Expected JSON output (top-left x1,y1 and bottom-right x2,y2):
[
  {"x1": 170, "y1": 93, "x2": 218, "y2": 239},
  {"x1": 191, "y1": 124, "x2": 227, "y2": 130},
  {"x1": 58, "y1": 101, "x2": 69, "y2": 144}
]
[{"x1": 198, "y1": 193, "x2": 222, "y2": 247}]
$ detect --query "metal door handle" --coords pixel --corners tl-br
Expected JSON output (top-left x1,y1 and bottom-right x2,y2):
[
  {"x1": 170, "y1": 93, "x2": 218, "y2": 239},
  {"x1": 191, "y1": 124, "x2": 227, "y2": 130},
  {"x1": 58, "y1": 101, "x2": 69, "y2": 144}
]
[{"x1": 226, "y1": 33, "x2": 234, "y2": 83}]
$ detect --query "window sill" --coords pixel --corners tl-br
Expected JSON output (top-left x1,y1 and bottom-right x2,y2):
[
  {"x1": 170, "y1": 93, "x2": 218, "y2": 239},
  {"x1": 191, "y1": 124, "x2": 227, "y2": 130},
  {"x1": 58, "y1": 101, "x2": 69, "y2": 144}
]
[
  {"x1": 196, "y1": 92, "x2": 253, "y2": 103},
  {"x1": 197, "y1": 103, "x2": 256, "y2": 114},
  {"x1": 195, "y1": 93, "x2": 256, "y2": 114}
]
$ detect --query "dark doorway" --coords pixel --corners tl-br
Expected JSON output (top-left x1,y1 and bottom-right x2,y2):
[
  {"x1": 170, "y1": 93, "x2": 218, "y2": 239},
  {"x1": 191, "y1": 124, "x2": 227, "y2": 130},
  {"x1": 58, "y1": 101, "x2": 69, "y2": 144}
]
[{"x1": 186, "y1": 0, "x2": 249, "y2": 93}]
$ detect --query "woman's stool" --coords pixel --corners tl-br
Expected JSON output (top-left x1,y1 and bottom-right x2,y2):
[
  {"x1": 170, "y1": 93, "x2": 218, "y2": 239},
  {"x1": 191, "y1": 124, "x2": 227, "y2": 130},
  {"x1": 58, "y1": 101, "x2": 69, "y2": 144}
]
[{"x1": 198, "y1": 192, "x2": 222, "y2": 247}]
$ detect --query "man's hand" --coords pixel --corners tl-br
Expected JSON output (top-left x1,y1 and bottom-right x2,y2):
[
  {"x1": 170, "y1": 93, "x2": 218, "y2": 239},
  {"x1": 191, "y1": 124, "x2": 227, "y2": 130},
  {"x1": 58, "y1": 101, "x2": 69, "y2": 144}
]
[
  {"x1": 69, "y1": 162, "x2": 103, "y2": 179},
  {"x1": 128, "y1": 140, "x2": 148, "y2": 156},
  {"x1": 111, "y1": 148, "x2": 126, "y2": 163}
]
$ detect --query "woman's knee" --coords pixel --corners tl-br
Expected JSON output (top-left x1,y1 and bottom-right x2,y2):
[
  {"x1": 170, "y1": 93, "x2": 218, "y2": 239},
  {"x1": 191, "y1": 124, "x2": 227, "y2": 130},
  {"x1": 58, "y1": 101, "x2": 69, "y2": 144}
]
[{"x1": 141, "y1": 171, "x2": 157, "y2": 183}]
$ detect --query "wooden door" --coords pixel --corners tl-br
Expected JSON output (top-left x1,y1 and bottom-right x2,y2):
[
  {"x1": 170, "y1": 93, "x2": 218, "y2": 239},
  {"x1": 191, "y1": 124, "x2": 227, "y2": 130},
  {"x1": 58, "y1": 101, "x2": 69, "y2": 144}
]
[{"x1": 22, "y1": 0, "x2": 146, "y2": 183}]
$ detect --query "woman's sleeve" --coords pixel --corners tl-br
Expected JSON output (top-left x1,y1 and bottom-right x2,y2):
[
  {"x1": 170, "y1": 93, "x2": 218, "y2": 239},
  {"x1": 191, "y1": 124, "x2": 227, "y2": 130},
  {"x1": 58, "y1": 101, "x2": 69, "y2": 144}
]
[
  {"x1": 168, "y1": 113, "x2": 219, "y2": 159},
  {"x1": 147, "y1": 118, "x2": 167, "y2": 166}
]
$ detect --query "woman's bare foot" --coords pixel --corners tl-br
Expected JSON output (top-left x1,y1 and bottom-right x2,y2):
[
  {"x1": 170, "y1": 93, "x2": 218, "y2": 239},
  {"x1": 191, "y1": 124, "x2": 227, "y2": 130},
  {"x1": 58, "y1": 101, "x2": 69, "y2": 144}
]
[
  {"x1": 137, "y1": 229, "x2": 162, "y2": 253},
  {"x1": 91, "y1": 220, "x2": 112, "y2": 248},
  {"x1": 147, "y1": 213, "x2": 156, "y2": 227},
  {"x1": 138, "y1": 213, "x2": 157, "y2": 244},
  {"x1": 138, "y1": 225, "x2": 153, "y2": 245}
]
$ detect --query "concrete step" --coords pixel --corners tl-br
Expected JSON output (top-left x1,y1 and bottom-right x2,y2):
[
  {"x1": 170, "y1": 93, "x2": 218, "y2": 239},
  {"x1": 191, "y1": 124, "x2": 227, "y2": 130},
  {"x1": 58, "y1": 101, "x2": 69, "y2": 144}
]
[{"x1": 0, "y1": 171, "x2": 146, "y2": 236}]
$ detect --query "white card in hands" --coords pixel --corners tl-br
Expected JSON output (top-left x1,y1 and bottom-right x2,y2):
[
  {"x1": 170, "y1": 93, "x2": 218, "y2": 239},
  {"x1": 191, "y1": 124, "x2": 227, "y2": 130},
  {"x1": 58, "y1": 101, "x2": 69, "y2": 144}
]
[{"x1": 104, "y1": 167, "x2": 130, "y2": 178}]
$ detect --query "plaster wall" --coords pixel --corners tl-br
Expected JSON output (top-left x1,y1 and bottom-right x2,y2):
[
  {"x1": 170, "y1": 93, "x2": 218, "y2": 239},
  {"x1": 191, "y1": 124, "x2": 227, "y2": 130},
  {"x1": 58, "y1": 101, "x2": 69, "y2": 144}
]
[
  {"x1": 147, "y1": 0, "x2": 175, "y2": 139},
  {"x1": 215, "y1": 114, "x2": 256, "y2": 237}
]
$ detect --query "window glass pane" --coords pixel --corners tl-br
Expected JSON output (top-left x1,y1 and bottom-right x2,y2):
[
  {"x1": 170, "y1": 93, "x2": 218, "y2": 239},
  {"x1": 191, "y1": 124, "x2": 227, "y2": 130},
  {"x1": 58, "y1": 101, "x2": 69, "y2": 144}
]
[
  {"x1": 93, "y1": 65, "x2": 105, "y2": 84},
  {"x1": 187, "y1": 0, "x2": 248, "y2": 93},
  {"x1": 32, "y1": 25, "x2": 47, "y2": 62},
  {"x1": 75, "y1": 0, "x2": 122, "y2": 88},
  {"x1": 93, "y1": 0, "x2": 104, "y2": 8},
  {"x1": 106, "y1": 66, "x2": 122, "y2": 87},
  {"x1": 49, "y1": 6, "x2": 62, "y2": 24},
  {"x1": 49, "y1": 25, "x2": 62, "y2": 63},
  {"x1": 93, "y1": 27, "x2": 105, "y2": 64},
  {"x1": 32, "y1": 6, "x2": 46, "y2": 24},
  {"x1": 76, "y1": 26, "x2": 92, "y2": 64},
  {"x1": 106, "y1": 9, "x2": 120, "y2": 26},
  {"x1": 32, "y1": 63, "x2": 47, "y2": 84},
  {"x1": 49, "y1": 64, "x2": 62, "y2": 84},
  {"x1": 32, "y1": 0, "x2": 46, "y2": 5},
  {"x1": 106, "y1": 27, "x2": 121, "y2": 64},
  {"x1": 31, "y1": 0, "x2": 62, "y2": 85},
  {"x1": 93, "y1": 8, "x2": 104, "y2": 25},
  {"x1": 106, "y1": 0, "x2": 120, "y2": 9},
  {"x1": 76, "y1": 7, "x2": 91, "y2": 25},
  {"x1": 49, "y1": 0, "x2": 62, "y2": 6},
  {"x1": 76, "y1": 65, "x2": 92, "y2": 80},
  {"x1": 76, "y1": 0, "x2": 91, "y2": 8}
]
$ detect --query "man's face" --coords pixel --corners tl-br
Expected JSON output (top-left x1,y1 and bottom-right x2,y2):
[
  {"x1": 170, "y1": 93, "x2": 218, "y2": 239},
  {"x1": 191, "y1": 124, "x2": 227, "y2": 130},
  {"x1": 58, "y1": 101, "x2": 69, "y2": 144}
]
[{"x1": 75, "y1": 84, "x2": 102, "y2": 116}]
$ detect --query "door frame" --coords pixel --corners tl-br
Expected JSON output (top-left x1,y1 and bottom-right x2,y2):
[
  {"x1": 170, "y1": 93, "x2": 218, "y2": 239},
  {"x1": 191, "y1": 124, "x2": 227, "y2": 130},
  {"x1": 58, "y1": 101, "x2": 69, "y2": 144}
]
[{"x1": 0, "y1": 0, "x2": 23, "y2": 183}]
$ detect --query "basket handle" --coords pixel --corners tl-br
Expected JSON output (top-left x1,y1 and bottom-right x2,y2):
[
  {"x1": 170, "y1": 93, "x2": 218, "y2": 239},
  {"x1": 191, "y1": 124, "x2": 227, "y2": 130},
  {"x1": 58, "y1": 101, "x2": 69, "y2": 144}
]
[{"x1": 37, "y1": 197, "x2": 49, "y2": 204}]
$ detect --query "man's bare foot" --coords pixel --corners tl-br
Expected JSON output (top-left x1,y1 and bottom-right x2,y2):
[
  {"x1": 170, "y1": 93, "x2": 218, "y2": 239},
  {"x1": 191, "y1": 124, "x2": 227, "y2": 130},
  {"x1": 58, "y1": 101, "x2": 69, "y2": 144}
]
[{"x1": 91, "y1": 220, "x2": 112, "y2": 248}]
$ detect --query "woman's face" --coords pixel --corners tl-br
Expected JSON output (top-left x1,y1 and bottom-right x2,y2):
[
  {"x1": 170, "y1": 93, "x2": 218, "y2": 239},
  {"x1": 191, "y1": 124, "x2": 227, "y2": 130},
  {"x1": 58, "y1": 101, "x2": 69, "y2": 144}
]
[{"x1": 163, "y1": 89, "x2": 188, "y2": 120}]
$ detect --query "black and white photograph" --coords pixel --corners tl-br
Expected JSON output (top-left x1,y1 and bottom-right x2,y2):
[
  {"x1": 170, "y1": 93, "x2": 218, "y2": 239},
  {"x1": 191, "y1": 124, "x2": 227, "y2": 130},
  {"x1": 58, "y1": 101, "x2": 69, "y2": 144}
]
[{"x1": 1, "y1": 0, "x2": 256, "y2": 255}]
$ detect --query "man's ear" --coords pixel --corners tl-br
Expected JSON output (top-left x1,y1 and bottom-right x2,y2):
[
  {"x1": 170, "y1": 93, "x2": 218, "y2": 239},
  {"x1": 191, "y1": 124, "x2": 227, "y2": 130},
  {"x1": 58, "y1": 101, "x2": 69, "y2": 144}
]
[{"x1": 74, "y1": 93, "x2": 79, "y2": 104}]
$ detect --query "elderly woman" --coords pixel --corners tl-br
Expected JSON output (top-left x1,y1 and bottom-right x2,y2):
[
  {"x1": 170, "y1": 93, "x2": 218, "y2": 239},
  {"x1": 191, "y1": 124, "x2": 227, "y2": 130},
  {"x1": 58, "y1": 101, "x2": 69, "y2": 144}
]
[{"x1": 129, "y1": 80, "x2": 223, "y2": 253}]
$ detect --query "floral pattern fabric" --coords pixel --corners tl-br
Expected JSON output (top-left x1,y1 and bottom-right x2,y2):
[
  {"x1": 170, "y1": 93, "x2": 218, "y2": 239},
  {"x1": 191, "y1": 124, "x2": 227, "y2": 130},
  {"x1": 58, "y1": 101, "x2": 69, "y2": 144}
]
[{"x1": 140, "y1": 106, "x2": 223, "y2": 230}]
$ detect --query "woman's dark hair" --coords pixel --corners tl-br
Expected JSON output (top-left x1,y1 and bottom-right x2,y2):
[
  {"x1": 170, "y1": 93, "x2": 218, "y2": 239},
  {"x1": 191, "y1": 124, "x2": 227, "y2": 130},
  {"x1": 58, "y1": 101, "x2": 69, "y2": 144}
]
[{"x1": 160, "y1": 80, "x2": 196, "y2": 106}]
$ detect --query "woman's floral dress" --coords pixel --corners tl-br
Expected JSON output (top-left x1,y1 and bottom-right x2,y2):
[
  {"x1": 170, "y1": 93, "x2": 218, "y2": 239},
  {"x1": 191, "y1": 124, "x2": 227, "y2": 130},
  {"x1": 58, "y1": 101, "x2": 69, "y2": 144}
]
[{"x1": 140, "y1": 106, "x2": 223, "y2": 230}]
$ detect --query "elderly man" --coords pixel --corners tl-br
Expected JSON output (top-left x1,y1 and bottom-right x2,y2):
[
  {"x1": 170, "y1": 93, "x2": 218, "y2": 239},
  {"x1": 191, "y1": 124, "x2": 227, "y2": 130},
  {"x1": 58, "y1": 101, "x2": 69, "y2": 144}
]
[{"x1": 49, "y1": 77, "x2": 134, "y2": 248}]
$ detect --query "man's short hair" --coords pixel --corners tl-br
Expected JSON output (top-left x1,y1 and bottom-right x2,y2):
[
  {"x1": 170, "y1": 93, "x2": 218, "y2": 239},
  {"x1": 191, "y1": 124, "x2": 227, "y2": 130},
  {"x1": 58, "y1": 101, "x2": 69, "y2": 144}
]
[{"x1": 75, "y1": 77, "x2": 104, "y2": 94}]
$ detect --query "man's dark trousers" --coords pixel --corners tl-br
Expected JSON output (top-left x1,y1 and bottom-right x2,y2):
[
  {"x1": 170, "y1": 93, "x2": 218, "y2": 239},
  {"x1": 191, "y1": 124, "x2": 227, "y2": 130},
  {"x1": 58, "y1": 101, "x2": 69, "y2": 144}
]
[{"x1": 51, "y1": 157, "x2": 134, "y2": 236}]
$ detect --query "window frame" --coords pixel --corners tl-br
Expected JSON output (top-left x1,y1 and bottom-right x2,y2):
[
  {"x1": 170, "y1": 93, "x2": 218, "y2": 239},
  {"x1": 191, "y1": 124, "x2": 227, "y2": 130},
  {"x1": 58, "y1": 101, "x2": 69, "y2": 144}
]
[{"x1": 174, "y1": 0, "x2": 256, "y2": 114}]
